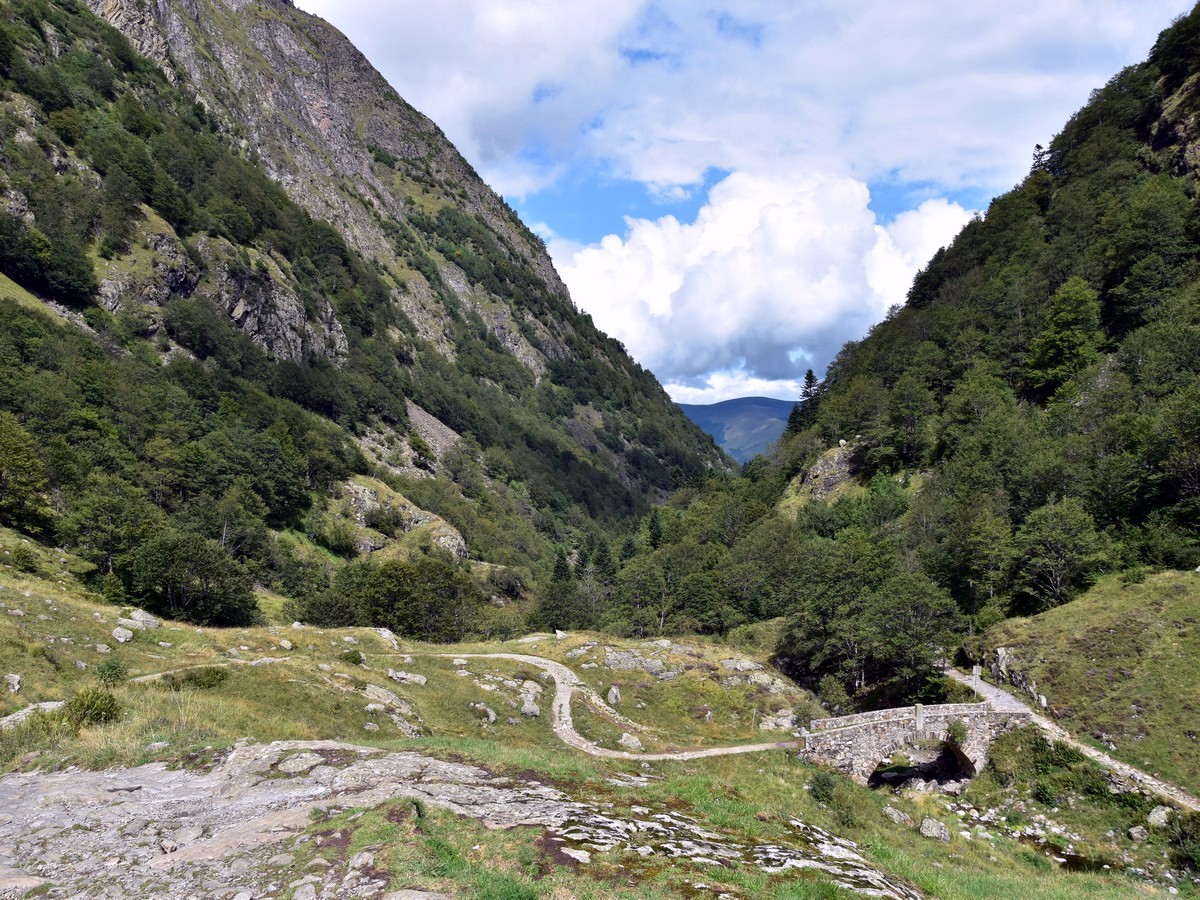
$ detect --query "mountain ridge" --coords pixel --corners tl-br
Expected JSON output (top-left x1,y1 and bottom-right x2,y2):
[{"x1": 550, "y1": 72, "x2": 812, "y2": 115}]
[{"x1": 678, "y1": 395, "x2": 794, "y2": 463}]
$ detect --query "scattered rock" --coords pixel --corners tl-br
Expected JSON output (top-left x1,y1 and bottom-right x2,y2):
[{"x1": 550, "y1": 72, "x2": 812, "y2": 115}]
[
  {"x1": 375, "y1": 628, "x2": 400, "y2": 650},
  {"x1": 521, "y1": 699, "x2": 540, "y2": 718},
  {"x1": 607, "y1": 685, "x2": 621, "y2": 705},
  {"x1": 618, "y1": 733, "x2": 644, "y2": 751},
  {"x1": 145, "y1": 742, "x2": 170, "y2": 752},
  {"x1": 350, "y1": 850, "x2": 374, "y2": 868},
  {"x1": 268, "y1": 853, "x2": 295, "y2": 867},
  {"x1": 293, "y1": 885, "x2": 317, "y2": 900},
  {"x1": 387, "y1": 669, "x2": 427, "y2": 686},
  {"x1": 919, "y1": 817, "x2": 951, "y2": 842},
  {"x1": 555, "y1": 630, "x2": 568, "y2": 640},
  {"x1": 364, "y1": 722, "x2": 379, "y2": 732},
  {"x1": 112, "y1": 627, "x2": 134, "y2": 644},
  {"x1": 1129, "y1": 825, "x2": 1149, "y2": 843},
  {"x1": 95, "y1": 644, "x2": 111, "y2": 654},
  {"x1": 1148, "y1": 806, "x2": 1173, "y2": 828},
  {"x1": 883, "y1": 806, "x2": 913, "y2": 827},
  {"x1": 4, "y1": 674, "x2": 18, "y2": 694},
  {"x1": 279, "y1": 640, "x2": 293, "y2": 651}
]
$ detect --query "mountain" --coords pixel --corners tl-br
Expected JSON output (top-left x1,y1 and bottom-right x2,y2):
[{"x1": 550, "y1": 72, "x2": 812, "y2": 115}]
[
  {"x1": 0, "y1": 0, "x2": 726, "y2": 629},
  {"x1": 678, "y1": 396, "x2": 795, "y2": 463}
]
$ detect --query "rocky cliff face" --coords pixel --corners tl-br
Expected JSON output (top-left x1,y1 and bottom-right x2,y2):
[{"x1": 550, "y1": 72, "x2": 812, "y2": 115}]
[{"x1": 86, "y1": 0, "x2": 568, "y2": 371}]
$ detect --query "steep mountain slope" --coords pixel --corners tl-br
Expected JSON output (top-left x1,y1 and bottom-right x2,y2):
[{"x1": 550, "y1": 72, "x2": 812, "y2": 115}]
[
  {"x1": 0, "y1": 0, "x2": 724, "y2": 628},
  {"x1": 679, "y1": 396, "x2": 794, "y2": 463}
]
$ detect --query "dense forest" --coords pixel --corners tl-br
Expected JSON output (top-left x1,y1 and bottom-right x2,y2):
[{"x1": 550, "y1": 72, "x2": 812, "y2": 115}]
[{"x1": 2, "y1": 0, "x2": 1200, "y2": 720}]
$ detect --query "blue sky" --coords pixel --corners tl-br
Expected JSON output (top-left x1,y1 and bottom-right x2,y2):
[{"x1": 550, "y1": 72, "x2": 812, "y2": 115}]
[{"x1": 295, "y1": 0, "x2": 1188, "y2": 402}]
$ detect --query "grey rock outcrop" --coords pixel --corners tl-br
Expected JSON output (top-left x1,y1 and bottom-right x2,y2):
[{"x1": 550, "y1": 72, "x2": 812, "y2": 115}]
[{"x1": 112, "y1": 627, "x2": 134, "y2": 644}]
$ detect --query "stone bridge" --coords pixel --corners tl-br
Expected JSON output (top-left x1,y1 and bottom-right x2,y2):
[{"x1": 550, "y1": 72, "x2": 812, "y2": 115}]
[{"x1": 800, "y1": 702, "x2": 1032, "y2": 782}]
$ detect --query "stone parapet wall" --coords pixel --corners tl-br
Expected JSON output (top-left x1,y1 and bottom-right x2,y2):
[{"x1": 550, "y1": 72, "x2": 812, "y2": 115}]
[{"x1": 809, "y1": 702, "x2": 990, "y2": 733}]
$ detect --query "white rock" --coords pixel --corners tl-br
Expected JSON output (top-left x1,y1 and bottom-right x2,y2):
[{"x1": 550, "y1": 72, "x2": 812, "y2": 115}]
[
  {"x1": 606, "y1": 685, "x2": 621, "y2": 705},
  {"x1": 279, "y1": 640, "x2": 293, "y2": 651},
  {"x1": 128, "y1": 609, "x2": 160, "y2": 628},
  {"x1": 1148, "y1": 805, "x2": 1173, "y2": 828},
  {"x1": 555, "y1": 630, "x2": 568, "y2": 640},
  {"x1": 291, "y1": 622, "x2": 305, "y2": 629},
  {"x1": 112, "y1": 627, "x2": 134, "y2": 644},
  {"x1": 4, "y1": 674, "x2": 18, "y2": 694},
  {"x1": 350, "y1": 851, "x2": 374, "y2": 869},
  {"x1": 363, "y1": 722, "x2": 379, "y2": 732},
  {"x1": 95, "y1": 644, "x2": 111, "y2": 654},
  {"x1": 521, "y1": 698, "x2": 540, "y2": 718},
  {"x1": 387, "y1": 669, "x2": 427, "y2": 686},
  {"x1": 619, "y1": 733, "x2": 644, "y2": 751}
]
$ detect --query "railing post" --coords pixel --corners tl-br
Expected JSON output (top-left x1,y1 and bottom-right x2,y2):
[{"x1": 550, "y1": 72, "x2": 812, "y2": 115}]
[{"x1": 914, "y1": 703, "x2": 924, "y2": 732}]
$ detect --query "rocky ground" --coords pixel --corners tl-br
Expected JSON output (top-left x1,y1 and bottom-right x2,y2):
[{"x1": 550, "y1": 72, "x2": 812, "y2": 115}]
[{"x1": 0, "y1": 739, "x2": 919, "y2": 899}]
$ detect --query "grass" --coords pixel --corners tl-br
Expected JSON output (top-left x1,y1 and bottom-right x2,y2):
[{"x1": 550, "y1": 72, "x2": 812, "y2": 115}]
[
  {"x1": 983, "y1": 569, "x2": 1200, "y2": 795},
  {"x1": 1, "y1": 540, "x2": 1196, "y2": 896}
]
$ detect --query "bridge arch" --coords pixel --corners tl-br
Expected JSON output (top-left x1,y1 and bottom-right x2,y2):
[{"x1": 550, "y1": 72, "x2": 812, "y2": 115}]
[{"x1": 801, "y1": 702, "x2": 1030, "y2": 783}]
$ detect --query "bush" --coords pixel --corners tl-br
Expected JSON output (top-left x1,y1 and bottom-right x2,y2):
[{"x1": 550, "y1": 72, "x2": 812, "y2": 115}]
[
  {"x1": 810, "y1": 771, "x2": 837, "y2": 804},
  {"x1": 94, "y1": 656, "x2": 128, "y2": 687},
  {"x1": 63, "y1": 687, "x2": 121, "y2": 726},
  {"x1": 947, "y1": 718, "x2": 968, "y2": 746},
  {"x1": 339, "y1": 648, "x2": 365, "y2": 666},
  {"x1": 9, "y1": 544, "x2": 38, "y2": 574}
]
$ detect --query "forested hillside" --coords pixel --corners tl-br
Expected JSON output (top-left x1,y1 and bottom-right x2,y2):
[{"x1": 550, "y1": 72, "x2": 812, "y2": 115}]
[
  {"x1": 0, "y1": 0, "x2": 723, "y2": 633},
  {"x1": 599, "y1": 5, "x2": 1200, "y2": 709}
]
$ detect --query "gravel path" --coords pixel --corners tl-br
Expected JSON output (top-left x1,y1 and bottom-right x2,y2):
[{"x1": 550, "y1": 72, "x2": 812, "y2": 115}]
[
  {"x1": 944, "y1": 666, "x2": 1200, "y2": 813},
  {"x1": 431, "y1": 653, "x2": 801, "y2": 761}
]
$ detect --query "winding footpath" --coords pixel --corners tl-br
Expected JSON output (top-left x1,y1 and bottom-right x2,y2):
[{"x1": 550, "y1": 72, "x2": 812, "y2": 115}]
[
  {"x1": 944, "y1": 666, "x2": 1200, "y2": 813},
  {"x1": 425, "y1": 652, "x2": 801, "y2": 761}
]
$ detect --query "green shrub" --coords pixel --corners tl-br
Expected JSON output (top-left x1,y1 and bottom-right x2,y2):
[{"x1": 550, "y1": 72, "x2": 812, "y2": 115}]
[
  {"x1": 9, "y1": 544, "x2": 38, "y2": 574},
  {"x1": 63, "y1": 687, "x2": 121, "y2": 726},
  {"x1": 810, "y1": 770, "x2": 836, "y2": 804},
  {"x1": 339, "y1": 648, "x2": 365, "y2": 666},
  {"x1": 947, "y1": 718, "x2": 968, "y2": 746},
  {"x1": 94, "y1": 656, "x2": 128, "y2": 687}
]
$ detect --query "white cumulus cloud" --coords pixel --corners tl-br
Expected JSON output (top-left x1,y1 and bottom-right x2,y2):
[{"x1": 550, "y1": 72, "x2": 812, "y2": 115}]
[{"x1": 553, "y1": 173, "x2": 973, "y2": 400}]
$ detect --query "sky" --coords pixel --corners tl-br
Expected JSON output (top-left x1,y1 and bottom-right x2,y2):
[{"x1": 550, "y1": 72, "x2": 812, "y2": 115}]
[{"x1": 295, "y1": 0, "x2": 1189, "y2": 403}]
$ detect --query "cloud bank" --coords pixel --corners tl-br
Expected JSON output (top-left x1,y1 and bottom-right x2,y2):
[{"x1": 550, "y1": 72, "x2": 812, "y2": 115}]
[{"x1": 553, "y1": 174, "x2": 972, "y2": 401}]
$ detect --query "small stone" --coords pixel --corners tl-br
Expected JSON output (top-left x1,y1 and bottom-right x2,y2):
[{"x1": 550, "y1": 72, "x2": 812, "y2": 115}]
[
  {"x1": 452, "y1": 658, "x2": 468, "y2": 666},
  {"x1": 619, "y1": 733, "x2": 644, "y2": 751},
  {"x1": 364, "y1": 722, "x2": 379, "y2": 732},
  {"x1": 606, "y1": 685, "x2": 621, "y2": 705},
  {"x1": 1128, "y1": 825, "x2": 1149, "y2": 842},
  {"x1": 919, "y1": 817, "x2": 951, "y2": 842},
  {"x1": 95, "y1": 644, "x2": 111, "y2": 654},
  {"x1": 318, "y1": 664, "x2": 333, "y2": 672},
  {"x1": 145, "y1": 741, "x2": 170, "y2": 752},
  {"x1": 4, "y1": 674, "x2": 18, "y2": 694},
  {"x1": 291, "y1": 622, "x2": 304, "y2": 629},
  {"x1": 112, "y1": 627, "x2": 134, "y2": 644},
  {"x1": 269, "y1": 853, "x2": 296, "y2": 867},
  {"x1": 480, "y1": 706, "x2": 497, "y2": 724},
  {"x1": 158, "y1": 642, "x2": 171, "y2": 648},
  {"x1": 350, "y1": 851, "x2": 374, "y2": 869},
  {"x1": 507, "y1": 717, "x2": 521, "y2": 725},
  {"x1": 521, "y1": 698, "x2": 540, "y2": 718},
  {"x1": 294, "y1": 886, "x2": 317, "y2": 900},
  {"x1": 73, "y1": 660, "x2": 86, "y2": 670},
  {"x1": 160, "y1": 838, "x2": 178, "y2": 854},
  {"x1": 883, "y1": 806, "x2": 913, "y2": 827},
  {"x1": 555, "y1": 630, "x2": 568, "y2": 640},
  {"x1": 343, "y1": 636, "x2": 357, "y2": 644},
  {"x1": 560, "y1": 848, "x2": 591, "y2": 864},
  {"x1": 279, "y1": 640, "x2": 293, "y2": 651},
  {"x1": 233, "y1": 892, "x2": 253, "y2": 900}
]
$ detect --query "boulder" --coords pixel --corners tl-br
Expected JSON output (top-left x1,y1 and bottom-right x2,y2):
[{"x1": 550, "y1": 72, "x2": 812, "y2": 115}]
[
  {"x1": 919, "y1": 817, "x2": 951, "y2": 842},
  {"x1": 387, "y1": 669, "x2": 427, "y2": 686},
  {"x1": 279, "y1": 639, "x2": 293, "y2": 651},
  {"x1": 127, "y1": 609, "x2": 161, "y2": 628},
  {"x1": 4, "y1": 674, "x2": 18, "y2": 694},
  {"x1": 1148, "y1": 805, "x2": 1173, "y2": 828},
  {"x1": 112, "y1": 627, "x2": 134, "y2": 644},
  {"x1": 521, "y1": 698, "x2": 540, "y2": 718},
  {"x1": 117, "y1": 617, "x2": 147, "y2": 632},
  {"x1": 607, "y1": 685, "x2": 621, "y2": 705},
  {"x1": 1129, "y1": 825, "x2": 1149, "y2": 842}
]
